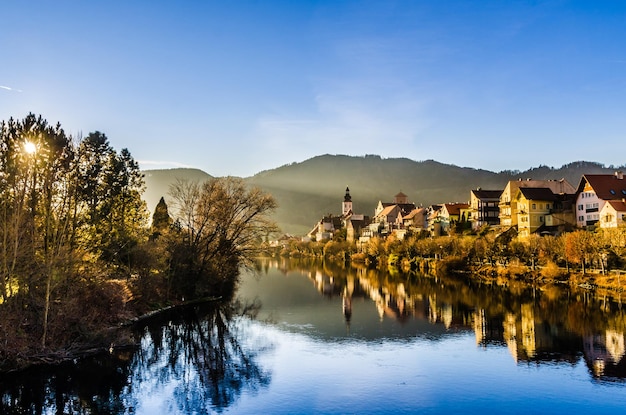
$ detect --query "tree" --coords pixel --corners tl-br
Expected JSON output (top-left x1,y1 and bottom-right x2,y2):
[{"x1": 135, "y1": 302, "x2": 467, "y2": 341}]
[
  {"x1": 151, "y1": 197, "x2": 173, "y2": 238},
  {"x1": 564, "y1": 230, "x2": 596, "y2": 274},
  {"x1": 168, "y1": 177, "x2": 278, "y2": 298}
]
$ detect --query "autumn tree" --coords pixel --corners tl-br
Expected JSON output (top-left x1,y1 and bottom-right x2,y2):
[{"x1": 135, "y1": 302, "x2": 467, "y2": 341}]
[
  {"x1": 167, "y1": 177, "x2": 278, "y2": 298},
  {"x1": 564, "y1": 230, "x2": 596, "y2": 274}
]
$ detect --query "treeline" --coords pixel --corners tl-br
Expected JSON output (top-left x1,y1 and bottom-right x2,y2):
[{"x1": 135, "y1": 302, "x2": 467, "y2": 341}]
[
  {"x1": 275, "y1": 226, "x2": 626, "y2": 281},
  {"x1": 0, "y1": 114, "x2": 276, "y2": 369}
]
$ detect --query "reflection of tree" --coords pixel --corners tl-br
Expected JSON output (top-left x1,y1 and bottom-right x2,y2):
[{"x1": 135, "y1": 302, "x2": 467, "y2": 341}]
[
  {"x1": 0, "y1": 301, "x2": 272, "y2": 414},
  {"x1": 127, "y1": 301, "x2": 272, "y2": 413},
  {"x1": 0, "y1": 352, "x2": 132, "y2": 414}
]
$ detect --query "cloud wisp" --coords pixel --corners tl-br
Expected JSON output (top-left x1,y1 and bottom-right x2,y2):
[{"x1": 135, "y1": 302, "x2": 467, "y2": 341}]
[{"x1": 0, "y1": 85, "x2": 23, "y2": 92}]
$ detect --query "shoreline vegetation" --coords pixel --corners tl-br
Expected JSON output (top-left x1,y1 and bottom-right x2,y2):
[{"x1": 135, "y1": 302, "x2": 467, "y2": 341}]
[
  {"x1": 271, "y1": 226, "x2": 626, "y2": 300},
  {"x1": 0, "y1": 114, "x2": 278, "y2": 372}
]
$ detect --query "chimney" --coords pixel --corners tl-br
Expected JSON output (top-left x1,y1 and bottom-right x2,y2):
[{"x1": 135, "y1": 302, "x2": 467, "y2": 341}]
[{"x1": 615, "y1": 171, "x2": 624, "y2": 180}]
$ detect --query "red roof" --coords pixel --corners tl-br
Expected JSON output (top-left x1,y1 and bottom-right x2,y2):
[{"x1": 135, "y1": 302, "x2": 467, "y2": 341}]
[
  {"x1": 443, "y1": 203, "x2": 469, "y2": 215},
  {"x1": 577, "y1": 174, "x2": 626, "y2": 200},
  {"x1": 605, "y1": 200, "x2": 626, "y2": 212}
]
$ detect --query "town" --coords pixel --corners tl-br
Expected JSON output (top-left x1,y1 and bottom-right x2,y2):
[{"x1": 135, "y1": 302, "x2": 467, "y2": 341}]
[{"x1": 305, "y1": 171, "x2": 626, "y2": 244}]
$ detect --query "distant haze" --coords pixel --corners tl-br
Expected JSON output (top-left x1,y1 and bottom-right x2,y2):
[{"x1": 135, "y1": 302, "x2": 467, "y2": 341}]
[{"x1": 143, "y1": 155, "x2": 624, "y2": 235}]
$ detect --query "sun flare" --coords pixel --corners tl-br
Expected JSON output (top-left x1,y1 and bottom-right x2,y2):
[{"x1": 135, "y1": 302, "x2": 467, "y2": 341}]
[{"x1": 23, "y1": 141, "x2": 37, "y2": 154}]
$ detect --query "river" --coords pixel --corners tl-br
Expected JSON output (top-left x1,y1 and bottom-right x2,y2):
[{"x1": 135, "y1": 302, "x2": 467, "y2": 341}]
[{"x1": 2, "y1": 258, "x2": 626, "y2": 414}]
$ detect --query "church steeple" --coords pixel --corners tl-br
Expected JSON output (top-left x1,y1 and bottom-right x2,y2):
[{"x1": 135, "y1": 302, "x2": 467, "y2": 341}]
[{"x1": 342, "y1": 186, "x2": 353, "y2": 216}]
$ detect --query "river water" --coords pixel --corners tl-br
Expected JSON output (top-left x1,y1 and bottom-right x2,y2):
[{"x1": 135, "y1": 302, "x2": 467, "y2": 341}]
[{"x1": 2, "y1": 258, "x2": 626, "y2": 414}]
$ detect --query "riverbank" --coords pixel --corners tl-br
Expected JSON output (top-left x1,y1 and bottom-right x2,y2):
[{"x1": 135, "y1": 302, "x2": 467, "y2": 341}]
[
  {"x1": 0, "y1": 295, "x2": 223, "y2": 373},
  {"x1": 397, "y1": 255, "x2": 626, "y2": 300}
]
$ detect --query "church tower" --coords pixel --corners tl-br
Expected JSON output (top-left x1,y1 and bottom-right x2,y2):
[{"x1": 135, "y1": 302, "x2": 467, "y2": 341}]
[{"x1": 342, "y1": 186, "x2": 353, "y2": 217}]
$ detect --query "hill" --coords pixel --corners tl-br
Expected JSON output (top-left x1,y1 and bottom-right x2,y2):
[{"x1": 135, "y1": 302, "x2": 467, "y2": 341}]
[
  {"x1": 142, "y1": 168, "x2": 212, "y2": 213},
  {"x1": 141, "y1": 155, "x2": 624, "y2": 235}
]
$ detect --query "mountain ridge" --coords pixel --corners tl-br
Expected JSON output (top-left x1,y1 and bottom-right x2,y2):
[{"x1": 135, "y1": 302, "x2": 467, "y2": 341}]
[{"x1": 142, "y1": 155, "x2": 624, "y2": 235}]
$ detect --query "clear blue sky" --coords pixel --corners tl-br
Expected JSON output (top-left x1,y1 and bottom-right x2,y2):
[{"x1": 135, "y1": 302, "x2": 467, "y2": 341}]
[{"x1": 2, "y1": 1, "x2": 625, "y2": 177}]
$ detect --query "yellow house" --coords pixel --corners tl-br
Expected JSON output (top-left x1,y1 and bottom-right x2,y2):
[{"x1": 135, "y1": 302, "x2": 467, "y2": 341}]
[
  {"x1": 514, "y1": 187, "x2": 558, "y2": 238},
  {"x1": 499, "y1": 179, "x2": 575, "y2": 227}
]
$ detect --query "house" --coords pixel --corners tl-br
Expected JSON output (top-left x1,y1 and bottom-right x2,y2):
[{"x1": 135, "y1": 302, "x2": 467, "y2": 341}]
[
  {"x1": 438, "y1": 203, "x2": 470, "y2": 234},
  {"x1": 514, "y1": 188, "x2": 553, "y2": 238},
  {"x1": 372, "y1": 192, "x2": 417, "y2": 234},
  {"x1": 374, "y1": 204, "x2": 403, "y2": 234},
  {"x1": 307, "y1": 215, "x2": 343, "y2": 241},
  {"x1": 599, "y1": 199, "x2": 626, "y2": 228},
  {"x1": 514, "y1": 187, "x2": 577, "y2": 238},
  {"x1": 499, "y1": 179, "x2": 575, "y2": 228},
  {"x1": 469, "y1": 188, "x2": 502, "y2": 230},
  {"x1": 426, "y1": 204, "x2": 443, "y2": 235},
  {"x1": 374, "y1": 192, "x2": 416, "y2": 218},
  {"x1": 574, "y1": 172, "x2": 626, "y2": 228},
  {"x1": 543, "y1": 193, "x2": 577, "y2": 233},
  {"x1": 400, "y1": 207, "x2": 427, "y2": 231},
  {"x1": 346, "y1": 216, "x2": 371, "y2": 242}
]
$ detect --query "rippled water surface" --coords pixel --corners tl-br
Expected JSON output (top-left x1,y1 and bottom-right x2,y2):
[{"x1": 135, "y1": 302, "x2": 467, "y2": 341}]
[{"x1": 2, "y1": 258, "x2": 626, "y2": 414}]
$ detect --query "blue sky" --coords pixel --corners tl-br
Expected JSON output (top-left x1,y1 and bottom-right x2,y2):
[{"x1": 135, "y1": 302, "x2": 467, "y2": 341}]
[{"x1": 1, "y1": 1, "x2": 625, "y2": 177}]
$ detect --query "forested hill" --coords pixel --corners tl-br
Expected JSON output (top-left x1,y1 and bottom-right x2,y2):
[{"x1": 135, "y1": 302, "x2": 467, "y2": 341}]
[
  {"x1": 143, "y1": 168, "x2": 212, "y2": 213},
  {"x1": 142, "y1": 155, "x2": 624, "y2": 235}
]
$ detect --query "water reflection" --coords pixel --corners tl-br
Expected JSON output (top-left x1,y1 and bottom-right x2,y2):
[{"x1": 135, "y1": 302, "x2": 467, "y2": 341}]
[
  {"x1": 2, "y1": 258, "x2": 626, "y2": 414},
  {"x1": 250, "y1": 257, "x2": 626, "y2": 383},
  {"x1": 0, "y1": 302, "x2": 271, "y2": 415}
]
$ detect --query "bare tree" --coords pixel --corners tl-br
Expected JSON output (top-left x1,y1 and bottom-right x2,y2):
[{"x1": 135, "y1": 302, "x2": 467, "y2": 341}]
[{"x1": 168, "y1": 177, "x2": 278, "y2": 298}]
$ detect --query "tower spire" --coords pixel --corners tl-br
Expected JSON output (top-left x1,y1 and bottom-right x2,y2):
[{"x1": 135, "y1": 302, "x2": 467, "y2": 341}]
[{"x1": 342, "y1": 186, "x2": 353, "y2": 216}]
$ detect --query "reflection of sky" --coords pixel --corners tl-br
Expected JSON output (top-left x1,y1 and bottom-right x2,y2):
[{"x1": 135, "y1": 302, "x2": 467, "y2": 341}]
[
  {"x1": 227, "y1": 265, "x2": 626, "y2": 413},
  {"x1": 228, "y1": 322, "x2": 626, "y2": 415}
]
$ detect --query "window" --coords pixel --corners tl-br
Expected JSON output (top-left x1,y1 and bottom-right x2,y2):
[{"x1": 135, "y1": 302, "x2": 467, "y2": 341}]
[
  {"x1": 546, "y1": 204, "x2": 551, "y2": 210},
  {"x1": 540, "y1": 216, "x2": 544, "y2": 223},
  {"x1": 531, "y1": 203, "x2": 536, "y2": 209},
  {"x1": 622, "y1": 190, "x2": 626, "y2": 195},
  {"x1": 610, "y1": 190, "x2": 616, "y2": 195},
  {"x1": 578, "y1": 204, "x2": 583, "y2": 210},
  {"x1": 579, "y1": 216, "x2": 584, "y2": 222}
]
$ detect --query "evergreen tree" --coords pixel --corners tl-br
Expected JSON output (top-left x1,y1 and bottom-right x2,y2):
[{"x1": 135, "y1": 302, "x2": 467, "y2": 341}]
[{"x1": 152, "y1": 196, "x2": 172, "y2": 238}]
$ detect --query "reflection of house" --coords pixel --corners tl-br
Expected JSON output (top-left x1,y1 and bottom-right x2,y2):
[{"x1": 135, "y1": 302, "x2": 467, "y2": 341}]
[
  {"x1": 469, "y1": 189, "x2": 502, "y2": 230},
  {"x1": 583, "y1": 330, "x2": 626, "y2": 378},
  {"x1": 599, "y1": 200, "x2": 626, "y2": 228},
  {"x1": 499, "y1": 179, "x2": 575, "y2": 228},
  {"x1": 575, "y1": 172, "x2": 626, "y2": 228}
]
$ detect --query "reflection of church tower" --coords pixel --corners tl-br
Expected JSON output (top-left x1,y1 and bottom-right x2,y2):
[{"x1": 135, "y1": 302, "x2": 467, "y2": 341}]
[
  {"x1": 343, "y1": 275, "x2": 354, "y2": 331},
  {"x1": 342, "y1": 186, "x2": 353, "y2": 217}
]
